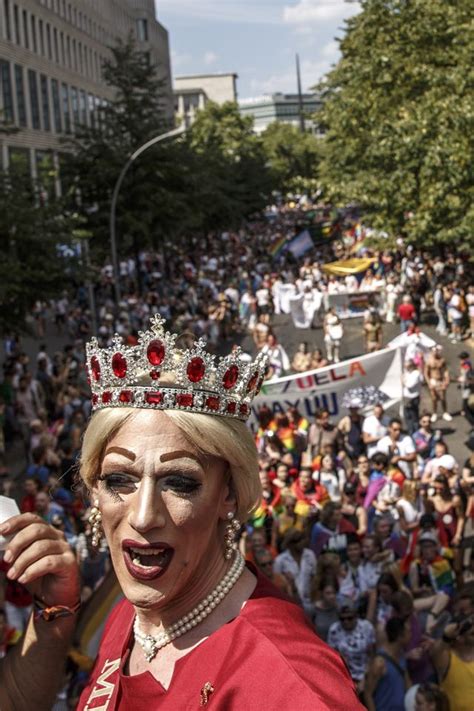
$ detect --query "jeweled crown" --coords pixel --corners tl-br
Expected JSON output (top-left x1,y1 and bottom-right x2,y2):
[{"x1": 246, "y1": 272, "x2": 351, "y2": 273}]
[{"x1": 86, "y1": 315, "x2": 268, "y2": 421}]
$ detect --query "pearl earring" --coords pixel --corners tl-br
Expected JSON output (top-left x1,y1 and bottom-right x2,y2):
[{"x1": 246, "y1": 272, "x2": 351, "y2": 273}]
[
  {"x1": 224, "y1": 511, "x2": 241, "y2": 560},
  {"x1": 89, "y1": 499, "x2": 102, "y2": 548}
]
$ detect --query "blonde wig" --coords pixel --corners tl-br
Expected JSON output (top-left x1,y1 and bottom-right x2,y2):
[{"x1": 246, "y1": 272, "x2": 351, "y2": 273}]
[{"x1": 79, "y1": 408, "x2": 261, "y2": 521}]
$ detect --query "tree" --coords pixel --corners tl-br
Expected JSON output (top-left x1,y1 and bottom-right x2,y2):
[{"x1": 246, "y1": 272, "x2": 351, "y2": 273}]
[
  {"x1": 316, "y1": 0, "x2": 474, "y2": 250},
  {"x1": 0, "y1": 161, "x2": 81, "y2": 334},
  {"x1": 261, "y1": 122, "x2": 321, "y2": 194},
  {"x1": 62, "y1": 35, "x2": 178, "y2": 265},
  {"x1": 187, "y1": 101, "x2": 273, "y2": 230}
]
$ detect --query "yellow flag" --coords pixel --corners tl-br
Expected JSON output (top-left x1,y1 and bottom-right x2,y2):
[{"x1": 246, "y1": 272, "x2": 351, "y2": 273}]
[{"x1": 322, "y1": 258, "x2": 376, "y2": 276}]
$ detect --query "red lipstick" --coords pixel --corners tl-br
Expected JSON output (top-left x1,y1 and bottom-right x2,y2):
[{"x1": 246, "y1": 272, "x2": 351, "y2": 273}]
[{"x1": 122, "y1": 539, "x2": 174, "y2": 581}]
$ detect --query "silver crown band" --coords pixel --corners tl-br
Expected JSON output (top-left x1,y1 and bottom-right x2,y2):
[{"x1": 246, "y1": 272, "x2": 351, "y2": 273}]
[{"x1": 86, "y1": 315, "x2": 268, "y2": 422}]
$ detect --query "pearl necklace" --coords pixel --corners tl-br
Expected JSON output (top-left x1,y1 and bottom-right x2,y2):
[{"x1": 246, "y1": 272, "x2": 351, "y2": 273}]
[{"x1": 133, "y1": 552, "x2": 245, "y2": 662}]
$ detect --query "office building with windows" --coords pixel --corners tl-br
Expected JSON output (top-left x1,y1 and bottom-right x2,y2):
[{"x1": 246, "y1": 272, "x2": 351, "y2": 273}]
[
  {"x1": 0, "y1": 0, "x2": 172, "y2": 185},
  {"x1": 174, "y1": 72, "x2": 238, "y2": 126},
  {"x1": 239, "y1": 92, "x2": 322, "y2": 134}
]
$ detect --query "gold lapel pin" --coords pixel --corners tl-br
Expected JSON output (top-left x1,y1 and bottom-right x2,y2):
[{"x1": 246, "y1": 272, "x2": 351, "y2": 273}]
[{"x1": 200, "y1": 681, "x2": 215, "y2": 706}]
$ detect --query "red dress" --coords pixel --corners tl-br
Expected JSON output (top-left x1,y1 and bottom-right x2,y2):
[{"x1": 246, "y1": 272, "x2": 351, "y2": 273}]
[{"x1": 78, "y1": 569, "x2": 363, "y2": 710}]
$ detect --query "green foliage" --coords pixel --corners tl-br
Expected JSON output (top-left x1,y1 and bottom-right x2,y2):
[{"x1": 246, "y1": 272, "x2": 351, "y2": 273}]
[
  {"x1": 186, "y1": 101, "x2": 273, "y2": 229},
  {"x1": 261, "y1": 122, "x2": 321, "y2": 194},
  {"x1": 62, "y1": 40, "x2": 274, "y2": 262},
  {"x1": 62, "y1": 35, "x2": 175, "y2": 261},
  {"x1": 0, "y1": 164, "x2": 82, "y2": 334},
  {"x1": 316, "y1": 0, "x2": 474, "y2": 250}
]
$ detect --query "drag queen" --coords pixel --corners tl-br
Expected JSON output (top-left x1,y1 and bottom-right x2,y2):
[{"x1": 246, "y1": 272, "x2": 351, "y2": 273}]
[
  {"x1": 76, "y1": 316, "x2": 362, "y2": 710},
  {"x1": 0, "y1": 316, "x2": 362, "y2": 709}
]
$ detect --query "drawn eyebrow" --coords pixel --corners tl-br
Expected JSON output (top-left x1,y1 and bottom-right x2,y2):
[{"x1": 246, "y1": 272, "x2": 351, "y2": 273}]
[
  {"x1": 103, "y1": 446, "x2": 136, "y2": 461},
  {"x1": 160, "y1": 450, "x2": 201, "y2": 464}
]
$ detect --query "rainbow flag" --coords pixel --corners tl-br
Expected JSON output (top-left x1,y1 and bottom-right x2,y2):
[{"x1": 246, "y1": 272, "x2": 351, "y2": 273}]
[{"x1": 269, "y1": 235, "x2": 288, "y2": 257}]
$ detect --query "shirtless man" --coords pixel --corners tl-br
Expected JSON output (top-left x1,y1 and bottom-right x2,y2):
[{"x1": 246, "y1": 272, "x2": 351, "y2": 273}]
[{"x1": 424, "y1": 345, "x2": 452, "y2": 422}]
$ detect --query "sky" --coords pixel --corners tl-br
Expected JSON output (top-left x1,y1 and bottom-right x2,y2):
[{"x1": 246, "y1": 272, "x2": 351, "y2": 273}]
[{"x1": 155, "y1": 0, "x2": 361, "y2": 100}]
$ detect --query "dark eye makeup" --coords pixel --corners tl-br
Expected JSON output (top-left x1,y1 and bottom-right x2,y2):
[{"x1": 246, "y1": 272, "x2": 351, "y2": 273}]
[{"x1": 97, "y1": 471, "x2": 201, "y2": 497}]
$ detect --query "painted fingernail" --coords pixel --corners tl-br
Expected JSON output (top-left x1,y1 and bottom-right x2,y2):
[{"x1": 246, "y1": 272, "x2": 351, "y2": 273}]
[
  {"x1": 18, "y1": 575, "x2": 26, "y2": 584},
  {"x1": 3, "y1": 550, "x2": 12, "y2": 563},
  {"x1": 6, "y1": 567, "x2": 16, "y2": 579}
]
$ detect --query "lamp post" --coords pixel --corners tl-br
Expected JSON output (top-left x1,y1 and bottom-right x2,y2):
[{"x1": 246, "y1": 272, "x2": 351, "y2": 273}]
[{"x1": 109, "y1": 124, "x2": 186, "y2": 306}]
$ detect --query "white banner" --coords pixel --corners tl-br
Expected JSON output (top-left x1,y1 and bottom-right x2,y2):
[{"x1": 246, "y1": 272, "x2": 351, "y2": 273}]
[
  {"x1": 251, "y1": 346, "x2": 403, "y2": 423},
  {"x1": 324, "y1": 290, "x2": 383, "y2": 319},
  {"x1": 274, "y1": 283, "x2": 298, "y2": 314},
  {"x1": 289, "y1": 290, "x2": 323, "y2": 329}
]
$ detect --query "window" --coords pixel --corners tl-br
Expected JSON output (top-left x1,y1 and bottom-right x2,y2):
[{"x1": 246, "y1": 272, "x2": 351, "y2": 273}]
[
  {"x1": 46, "y1": 23, "x2": 52, "y2": 59},
  {"x1": 66, "y1": 36, "x2": 71, "y2": 67},
  {"x1": 94, "y1": 95, "x2": 101, "y2": 129},
  {"x1": 79, "y1": 88, "x2": 86, "y2": 124},
  {"x1": 28, "y1": 69, "x2": 40, "y2": 128},
  {"x1": 51, "y1": 78, "x2": 61, "y2": 132},
  {"x1": 0, "y1": 60, "x2": 14, "y2": 122},
  {"x1": 72, "y1": 38, "x2": 77, "y2": 70},
  {"x1": 9, "y1": 147, "x2": 29, "y2": 176},
  {"x1": 53, "y1": 28, "x2": 59, "y2": 62},
  {"x1": 136, "y1": 19, "x2": 148, "y2": 42},
  {"x1": 38, "y1": 19, "x2": 44, "y2": 55},
  {"x1": 14, "y1": 64, "x2": 27, "y2": 126},
  {"x1": 70, "y1": 86, "x2": 78, "y2": 128},
  {"x1": 40, "y1": 74, "x2": 50, "y2": 131},
  {"x1": 61, "y1": 83, "x2": 70, "y2": 133},
  {"x1": 4, "y1": 0, "x2": 11, "y2": 41},
  {"x1": 88, "y1": 92, "x2": 95, "y2": 128},
  {"x1": 22, "y1": 9, "x2": 29, "y2": 49},
  {"x1": 60, "y1": 32, "x2": 65, "y2": 64},
  {"x1": 30, "y1": 15, "x2": 37, "y2": 53},
  {"x1": 84, "y1": 45, "x2": 88, "y2": 76},
  {"x1": 78, "y1": 41, "x2": 82, "y2": 73},
  {"x1": 13, "y1": 3, "x2": 20, "y2": 44}
]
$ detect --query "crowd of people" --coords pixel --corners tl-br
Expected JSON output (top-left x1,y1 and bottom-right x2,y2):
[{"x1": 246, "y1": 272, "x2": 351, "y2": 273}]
[
  {"x1": 247, "y1": 395, "x2": 474, "y2": 709},
  {"x1": 0, "y1": 202, "x2": 473, "y2": 709}
]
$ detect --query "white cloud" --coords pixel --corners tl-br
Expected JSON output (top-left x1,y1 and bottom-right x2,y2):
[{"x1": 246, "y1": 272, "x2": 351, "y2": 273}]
[
  {"x1": 246, "y1": 46, "x2": 338, "y2": 97},
  {"x1": 283, "y1": 0, "x2": 360, "y2": 25},
  {"x1": 156, "y1": 0, "x2": 282, "y2": 24},
  {"x1": 204, "y1": 51, "x2": 218, "y2": 66},
  {"x1": 171, "y1": 49, "x2": 192, "y2": 70}
]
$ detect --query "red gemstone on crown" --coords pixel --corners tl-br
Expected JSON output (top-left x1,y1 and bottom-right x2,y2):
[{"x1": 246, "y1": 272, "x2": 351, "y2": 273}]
[
  {"x1": 246, "y1": 372, "x2": 259, "y2": 392},
  {"x1": 187, "y1": 357, "x2": 205, "y2": 383},
  {"x1": 92, "y1": 394, "x2": 98, "y2": 406},
  {"x1": 176, "y1": 393, "x2": 193, "y2": 407},
  {"x1": 206, "y1": 396, "x2": 220, "y2": 411},
  {"x1": 102, "y1": 391, "x2": 112, "y2": 404},
  {"x1": 239, "y1": 404, "x2": 249, "y2": 416},
  {"x1": 119, "y1": 390, "x2": 133, "y2": 403},
  {"x1": 146, "y1": 391, "x2": 163, "y2": 405},
  {"x1": 112, "y1": 353, "x2": 127, "y2": 378},
  {"x1": 90, "y1": 356, "x2": 101, "y2": 382},
  {"x1": 256, "y1": 377, "x2": 265, "y2": 394},
  {"x1": 150, "y1": 370, "x2": 160, "y2": 380},
  {"x1": 226, "y1": 401, "x2": 236, "y2": 414},
  {"x1": 223, "y1": 365, "x2": 239, "y2": 390},
  {"x1": 147, "y1": 339, "x2": 165, "y2": 366}
]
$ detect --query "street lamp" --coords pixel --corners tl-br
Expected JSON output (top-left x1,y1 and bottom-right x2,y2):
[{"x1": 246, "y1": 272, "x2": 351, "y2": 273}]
[{"x1": 109, "y1": 125, "x2": 186, "y2": 306}]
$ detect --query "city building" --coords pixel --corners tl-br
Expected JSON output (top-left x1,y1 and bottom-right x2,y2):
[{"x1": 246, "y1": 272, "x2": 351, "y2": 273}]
[
  {"x1": 0, "y1": 0, "x2": 172, "y2": 185},
  {"x1": 174, "y1": 72, "x2": 237, "y2": 125},
  {"x1": 238, "y1": 92, "x2": 322, "y2": 134}
]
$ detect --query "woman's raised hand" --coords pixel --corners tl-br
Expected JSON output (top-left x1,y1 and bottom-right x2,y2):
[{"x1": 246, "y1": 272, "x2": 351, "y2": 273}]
[{"x1": 1, "y1": 513, "x2": 80, "y2": 607}]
